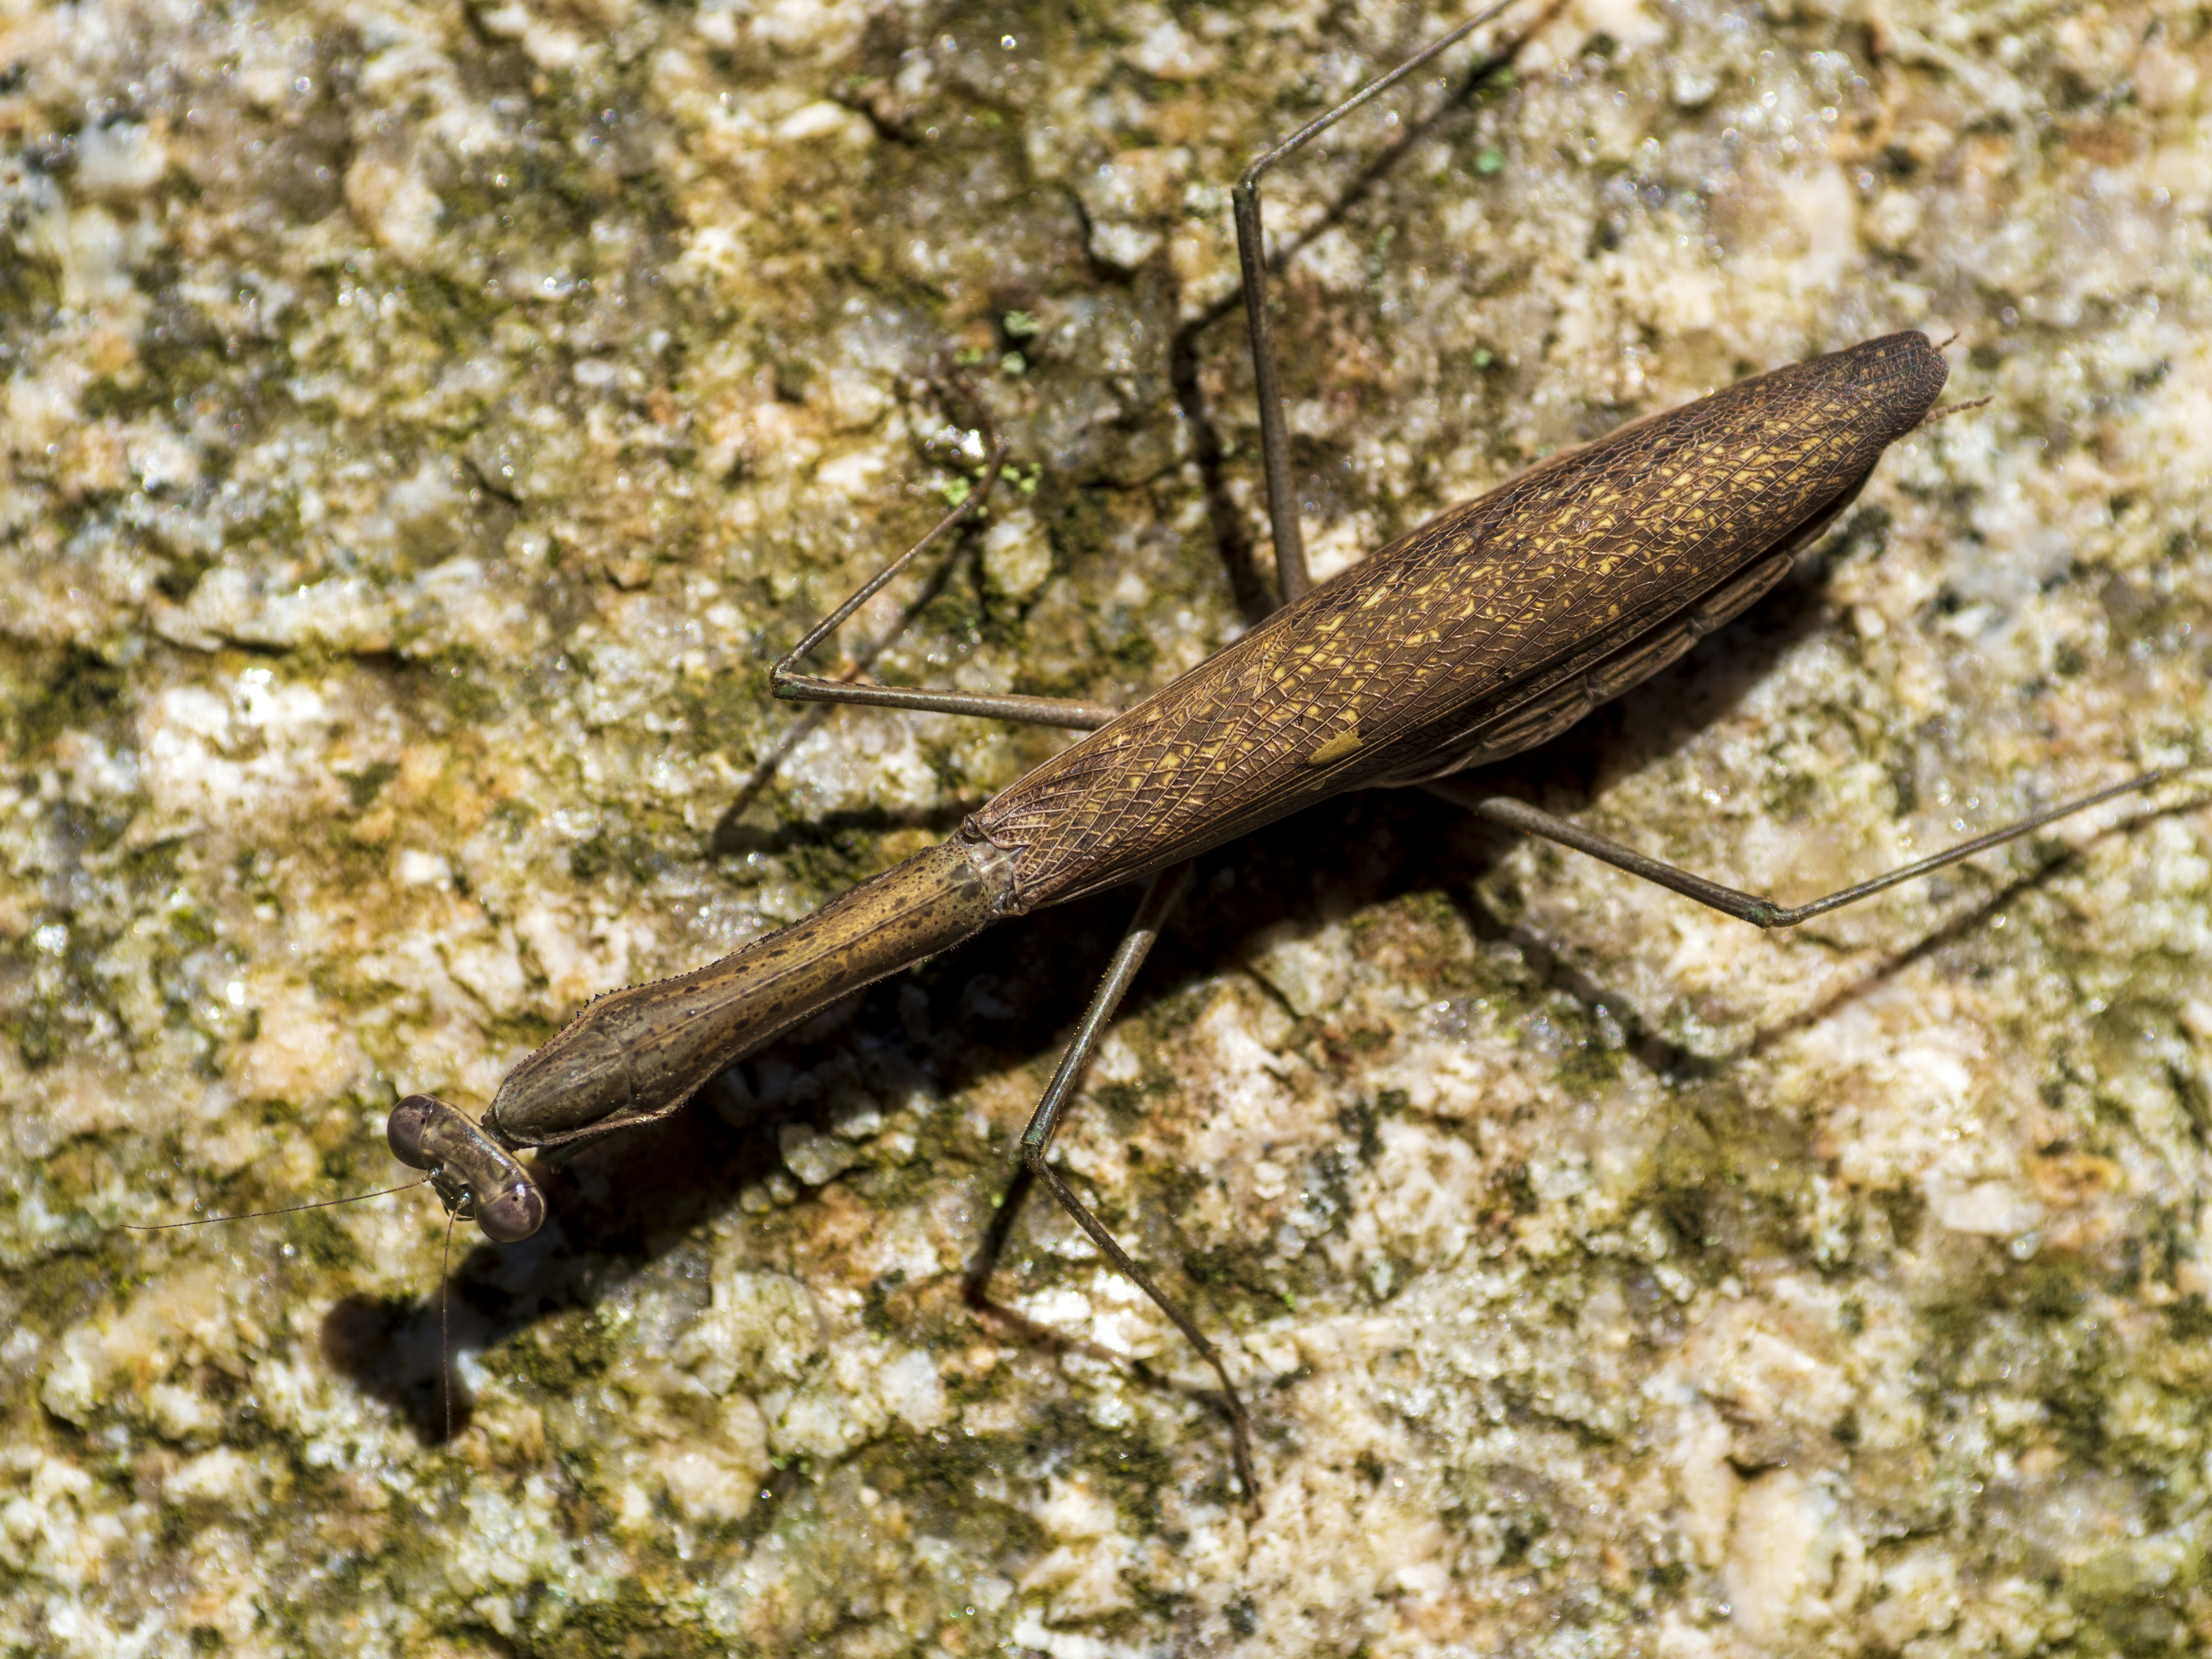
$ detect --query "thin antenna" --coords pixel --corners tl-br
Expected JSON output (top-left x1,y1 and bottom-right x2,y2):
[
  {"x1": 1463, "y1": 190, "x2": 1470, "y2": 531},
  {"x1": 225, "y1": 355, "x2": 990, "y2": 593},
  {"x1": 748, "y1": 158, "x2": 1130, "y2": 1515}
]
[
  {"x1": 1919, "y1": 394, "x2": 1994, "y2": 428},
  {"x1": 122, "y1": 1180, "x2": 430, "y2": 1232},
  {"x1": 441, "y1": 1206, "x2": 459, "y2": 1445}
]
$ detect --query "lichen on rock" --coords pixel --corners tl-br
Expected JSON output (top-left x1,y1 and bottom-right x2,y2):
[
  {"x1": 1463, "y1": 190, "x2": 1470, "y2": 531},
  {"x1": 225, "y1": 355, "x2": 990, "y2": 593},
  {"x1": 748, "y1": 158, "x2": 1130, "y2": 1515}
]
[{"x1": 3, "y1": 0, "x2": 2211, "y2": 1654}]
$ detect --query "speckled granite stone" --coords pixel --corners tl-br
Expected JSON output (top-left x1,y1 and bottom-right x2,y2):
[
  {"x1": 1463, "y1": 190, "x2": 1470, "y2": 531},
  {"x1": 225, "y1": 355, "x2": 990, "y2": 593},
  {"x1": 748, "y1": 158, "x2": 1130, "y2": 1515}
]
[{"x1": 3, "y1": 0, "x2": 2210, "y2": 1654}]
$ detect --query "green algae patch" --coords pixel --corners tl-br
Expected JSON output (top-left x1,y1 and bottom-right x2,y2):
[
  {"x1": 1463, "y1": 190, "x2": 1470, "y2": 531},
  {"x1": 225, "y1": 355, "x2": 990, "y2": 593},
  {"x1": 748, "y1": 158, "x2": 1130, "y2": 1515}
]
[{"x1": 6, "y1": 1, "x2": 2212, "y2": 1655}]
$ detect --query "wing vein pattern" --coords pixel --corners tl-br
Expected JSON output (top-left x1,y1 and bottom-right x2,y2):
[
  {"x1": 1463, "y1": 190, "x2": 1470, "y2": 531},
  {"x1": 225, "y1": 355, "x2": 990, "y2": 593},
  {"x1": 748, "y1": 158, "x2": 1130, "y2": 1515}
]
[{"x1": 970, "y1": 333, "x2": 1948, "y2": 909}]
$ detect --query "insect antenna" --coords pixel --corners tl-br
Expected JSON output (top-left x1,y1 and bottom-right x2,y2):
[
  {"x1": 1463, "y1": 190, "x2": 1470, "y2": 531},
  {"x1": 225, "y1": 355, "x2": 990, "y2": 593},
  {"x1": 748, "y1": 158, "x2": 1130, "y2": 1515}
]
[
  {"x1": 121, "y1": 1180, "x2": 431, "y2": 1232},
  {"x1": 1918, "y1": 393, "x2": 1995, "y2": 427},
  {"x1": 440, "y1": 1206, "x2": 459, "y2": 1444},
  {"x1": 123, "y1": 1173, "x2": 474, "y2": 1442}
]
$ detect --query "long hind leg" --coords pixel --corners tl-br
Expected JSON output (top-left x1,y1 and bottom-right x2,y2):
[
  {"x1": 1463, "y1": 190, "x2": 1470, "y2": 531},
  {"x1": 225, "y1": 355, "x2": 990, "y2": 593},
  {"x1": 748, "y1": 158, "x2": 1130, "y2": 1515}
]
[{"x1": 1429, "y1": 766, "x2": 2211, "y2": 929}]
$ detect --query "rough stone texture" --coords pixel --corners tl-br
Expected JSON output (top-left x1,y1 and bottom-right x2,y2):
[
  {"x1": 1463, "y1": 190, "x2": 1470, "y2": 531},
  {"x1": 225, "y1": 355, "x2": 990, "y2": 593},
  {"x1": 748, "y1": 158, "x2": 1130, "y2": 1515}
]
[{"x1": 2, "y1": 0, "x2": 2210, "y2": 1654}]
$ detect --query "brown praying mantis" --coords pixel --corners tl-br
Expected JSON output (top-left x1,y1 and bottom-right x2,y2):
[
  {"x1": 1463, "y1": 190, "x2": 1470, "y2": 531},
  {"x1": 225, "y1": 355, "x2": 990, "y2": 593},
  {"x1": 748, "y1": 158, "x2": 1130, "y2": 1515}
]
[{"x1": 351, "y1": 8, "x2": 2198, "y2": 1502}]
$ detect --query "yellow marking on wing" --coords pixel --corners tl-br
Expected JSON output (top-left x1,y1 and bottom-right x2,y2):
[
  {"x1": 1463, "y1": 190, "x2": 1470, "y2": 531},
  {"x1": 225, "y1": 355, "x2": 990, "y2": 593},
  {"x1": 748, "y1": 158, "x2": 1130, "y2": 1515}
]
[{"x1": 1306, "y1": 723, "x2": 1363, "y2": 766}]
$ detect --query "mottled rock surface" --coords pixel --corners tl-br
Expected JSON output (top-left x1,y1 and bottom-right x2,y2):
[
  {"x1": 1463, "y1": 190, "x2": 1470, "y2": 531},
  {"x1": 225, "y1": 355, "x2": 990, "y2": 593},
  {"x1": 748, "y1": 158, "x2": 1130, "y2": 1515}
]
[{"x1": 3, "y1": 0, "x2": 2210, "y2": 1654}]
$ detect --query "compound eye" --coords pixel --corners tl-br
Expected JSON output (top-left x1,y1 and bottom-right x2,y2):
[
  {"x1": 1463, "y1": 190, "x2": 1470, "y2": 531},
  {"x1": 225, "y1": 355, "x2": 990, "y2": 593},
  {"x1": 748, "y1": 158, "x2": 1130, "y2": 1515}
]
[
  {"x1": 387, "y1": 1095, "x2": 441, "y2": 1169},
  {"x1": 476, "y1": 1180, "x2": 548, "y2": 1244}
]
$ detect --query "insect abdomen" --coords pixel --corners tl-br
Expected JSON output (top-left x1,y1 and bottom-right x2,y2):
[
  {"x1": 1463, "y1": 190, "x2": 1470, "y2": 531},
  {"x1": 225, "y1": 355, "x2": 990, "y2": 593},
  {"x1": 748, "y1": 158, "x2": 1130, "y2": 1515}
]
[
  {"x1": 973, "y1": 332, "x2": 1948, "y2": 907},
  {"x1": 1376, "y1": 547, "x2": 1800, "y2": 781}
]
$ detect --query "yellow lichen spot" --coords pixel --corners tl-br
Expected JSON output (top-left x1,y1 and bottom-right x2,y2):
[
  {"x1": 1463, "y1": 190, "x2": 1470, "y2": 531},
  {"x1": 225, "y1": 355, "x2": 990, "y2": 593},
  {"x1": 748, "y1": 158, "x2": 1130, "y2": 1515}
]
[{"x1": 1306, "y1": 724, "x2": 1363, "y2": 766}]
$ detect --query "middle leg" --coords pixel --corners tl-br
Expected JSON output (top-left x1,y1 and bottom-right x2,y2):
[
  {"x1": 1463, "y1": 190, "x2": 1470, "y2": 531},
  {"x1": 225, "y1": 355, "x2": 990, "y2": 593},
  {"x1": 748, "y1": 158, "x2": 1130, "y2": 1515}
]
[
  {"x1": 769, "y1": 395, "x2": 1120, "y2": 732},
  {"x1": 962, "y1": 859, "x2": 1258, "y2": 1501}
]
